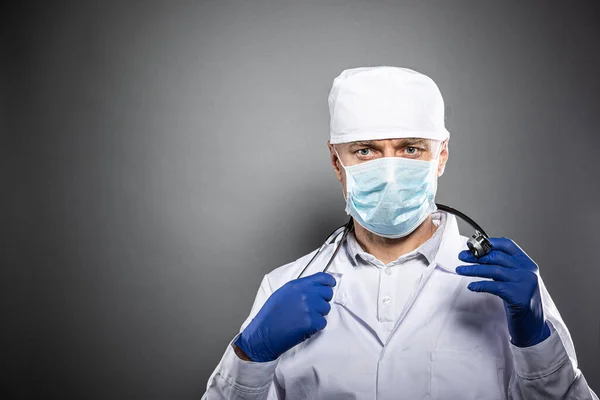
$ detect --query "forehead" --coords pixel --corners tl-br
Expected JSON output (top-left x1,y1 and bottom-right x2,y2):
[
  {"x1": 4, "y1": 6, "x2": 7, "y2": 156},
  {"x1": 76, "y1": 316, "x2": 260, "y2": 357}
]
[{"x1": 345, "y1": 138, "x2": 431, "y2": 147}]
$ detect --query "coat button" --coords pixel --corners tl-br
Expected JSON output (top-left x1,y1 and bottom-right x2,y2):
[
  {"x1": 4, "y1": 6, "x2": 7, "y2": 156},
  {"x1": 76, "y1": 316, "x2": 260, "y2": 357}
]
[
  {"x1": 385, "y1": 267, "x2": 392, "y2": 275},
  {"x1": 382, "y1": 296, "x2": 391, "y2": 305}
]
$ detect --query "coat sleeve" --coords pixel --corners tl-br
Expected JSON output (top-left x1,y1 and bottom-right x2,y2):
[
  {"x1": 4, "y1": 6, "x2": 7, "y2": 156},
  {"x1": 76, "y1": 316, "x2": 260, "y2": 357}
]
[
  {"x1": 201, "y1": 274, "x2": 283, "y2": 400},
  {"x1": 507, "y1": 273, "x2": 599, "y2": 399}
]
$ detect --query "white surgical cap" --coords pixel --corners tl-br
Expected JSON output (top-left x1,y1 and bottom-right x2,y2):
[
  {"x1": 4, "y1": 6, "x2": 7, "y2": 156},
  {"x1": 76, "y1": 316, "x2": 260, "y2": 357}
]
[{"x1": 328, "y1": 66, "x2": 450, "y2": 144}]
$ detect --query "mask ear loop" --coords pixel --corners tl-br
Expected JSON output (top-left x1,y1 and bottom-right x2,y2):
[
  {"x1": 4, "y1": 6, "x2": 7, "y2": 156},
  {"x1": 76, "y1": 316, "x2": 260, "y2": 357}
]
[
  {"x1": 430, "y1": 139, "x2": 446, "y2": 161},
  {"x1": 430, "y1": 139, "x2": 447, "y2": 182},
  {"x1": 333, "y1": 146, "x2": 346, "y2": 169},
  {"x1": 334, "y1": 146, "x2": 353, "y2": 202}
]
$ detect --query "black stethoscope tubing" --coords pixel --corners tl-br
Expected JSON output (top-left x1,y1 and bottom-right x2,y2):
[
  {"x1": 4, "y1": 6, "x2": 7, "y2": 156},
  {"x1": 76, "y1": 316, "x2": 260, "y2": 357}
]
[{"x1": 296, "y1": 203, "x2": 488, "y2": 279}]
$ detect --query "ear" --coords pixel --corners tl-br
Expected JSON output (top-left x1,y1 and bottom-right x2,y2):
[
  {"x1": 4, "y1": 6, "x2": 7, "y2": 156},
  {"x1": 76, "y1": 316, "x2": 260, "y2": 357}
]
[
  {"x1": 437, "y1": 140, "x2": 449, "y2": 177},
  {"x1": 328, "y1": 141, "x2": 343, "y2": 182}
]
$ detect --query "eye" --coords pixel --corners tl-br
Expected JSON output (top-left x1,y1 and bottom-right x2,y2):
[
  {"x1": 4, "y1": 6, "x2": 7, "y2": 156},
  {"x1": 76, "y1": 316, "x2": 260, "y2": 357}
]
[
  {"x1": 404, "y1": 146, "x2": 423, "y2": 157},
  {"x1": 355, "y1": 148, "x2": 371, "y2": 156}
]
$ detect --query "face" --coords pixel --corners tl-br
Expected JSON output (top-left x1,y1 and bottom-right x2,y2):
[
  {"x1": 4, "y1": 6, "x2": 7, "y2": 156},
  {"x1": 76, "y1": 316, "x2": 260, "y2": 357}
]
[{"x1": 327, "y1": 138, "x2": 449, "y2": 197}]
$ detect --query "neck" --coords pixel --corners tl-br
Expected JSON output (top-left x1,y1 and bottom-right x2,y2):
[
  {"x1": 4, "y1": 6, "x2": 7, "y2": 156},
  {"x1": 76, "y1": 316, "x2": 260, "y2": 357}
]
[{"x1": 353, "y1": 215, "x2": 438, "y2": 265}]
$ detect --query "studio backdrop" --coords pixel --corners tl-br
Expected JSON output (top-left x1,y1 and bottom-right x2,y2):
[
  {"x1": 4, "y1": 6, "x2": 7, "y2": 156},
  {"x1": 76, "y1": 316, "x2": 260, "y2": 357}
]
[{"x1": 4, "y1": 0, "x2": 599, "y2": 398}]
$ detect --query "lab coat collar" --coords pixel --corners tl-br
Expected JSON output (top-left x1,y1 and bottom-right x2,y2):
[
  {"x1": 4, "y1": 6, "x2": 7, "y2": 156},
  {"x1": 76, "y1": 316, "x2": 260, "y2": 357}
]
[{"x1": 432, "y1": 210, "x2": 466, "y2": 274}]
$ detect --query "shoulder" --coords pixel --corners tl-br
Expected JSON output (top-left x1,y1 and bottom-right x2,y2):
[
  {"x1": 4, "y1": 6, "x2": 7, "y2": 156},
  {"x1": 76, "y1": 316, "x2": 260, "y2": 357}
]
[
  {"x1": 264, "y1": 247, "x2": 321, "y2": 291},
  {"x1": 263, "y1": 225, "x2": 348, "y2": 290},
  {"x1": 266, "y1": 248, "x2": 326, "y2": 291}
]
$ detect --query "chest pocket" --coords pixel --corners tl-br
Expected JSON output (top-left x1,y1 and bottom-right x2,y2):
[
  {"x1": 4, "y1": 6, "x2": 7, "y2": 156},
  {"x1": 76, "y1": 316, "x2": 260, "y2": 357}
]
[{"x1": 430, "y1": 349, "x2": 505, "y2": 400}]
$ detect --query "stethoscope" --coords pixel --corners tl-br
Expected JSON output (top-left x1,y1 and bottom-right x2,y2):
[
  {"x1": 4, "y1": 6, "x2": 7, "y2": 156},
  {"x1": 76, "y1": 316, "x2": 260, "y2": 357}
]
[{"x1": 296, "y1": 203, "x2": 492, "y2": 279}]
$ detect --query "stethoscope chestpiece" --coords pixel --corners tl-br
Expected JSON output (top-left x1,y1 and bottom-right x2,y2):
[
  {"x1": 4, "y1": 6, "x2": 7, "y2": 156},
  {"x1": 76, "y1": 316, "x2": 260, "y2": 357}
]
[{"x1": 466, "y1": 231, "x2": 493, "y2": 258}]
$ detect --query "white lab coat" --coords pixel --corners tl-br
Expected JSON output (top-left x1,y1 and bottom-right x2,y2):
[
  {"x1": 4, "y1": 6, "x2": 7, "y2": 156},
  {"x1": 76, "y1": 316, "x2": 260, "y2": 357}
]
[{"x1": 203, "y1": 211, "x2": 597, "y2": 399}]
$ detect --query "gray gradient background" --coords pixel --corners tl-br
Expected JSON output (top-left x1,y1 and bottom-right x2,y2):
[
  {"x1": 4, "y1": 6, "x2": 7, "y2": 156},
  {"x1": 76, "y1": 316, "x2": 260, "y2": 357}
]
[{"x1": 3, "y1": 1, "x2": 600, "y2": 398}]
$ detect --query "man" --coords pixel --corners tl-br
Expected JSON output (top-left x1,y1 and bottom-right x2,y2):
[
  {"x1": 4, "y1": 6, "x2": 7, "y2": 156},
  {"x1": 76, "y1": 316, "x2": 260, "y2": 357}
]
[{"x1": 203, "y1": 66, "x2": 597, "y2": 399}]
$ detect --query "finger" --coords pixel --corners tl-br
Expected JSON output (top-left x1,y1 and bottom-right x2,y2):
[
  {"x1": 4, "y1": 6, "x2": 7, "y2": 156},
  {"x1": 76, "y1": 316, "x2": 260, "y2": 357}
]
[
  {"x1": 470, "y1": 250, "x2": 518, "y2": 268},
  {"x1": 305, "y1": 272, "x2": 337, "y2": 287},
  {"x1": 313, "y1": 285, "x2": 334, "y2": 302},
  {"x1": 312, "y1": 312, "x2": 327, "y2": 332},
  {"x1": 312, "y1": 299, "x2": 332, "y2": 315},
  {"x1": 458, "y1": 250, "x2": 478, "y2": 263},
  {"x1": 458, "y1": 245, "x2": 520, "y2": 269},
  {"x1": 487, "y1": 237, "x2": 523, "y2": 257},
  {"x1": 455, "y1": 264, "x2": 513, "y2": 282},
  {"x1": 467, "y1": 280, "x2": 511, "y2": 302}
]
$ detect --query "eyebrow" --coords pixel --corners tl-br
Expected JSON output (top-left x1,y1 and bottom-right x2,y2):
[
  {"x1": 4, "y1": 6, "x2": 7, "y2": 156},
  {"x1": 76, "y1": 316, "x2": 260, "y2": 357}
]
[{"x1": 348, "y1": 138, "x2": 430, "y2": 148}]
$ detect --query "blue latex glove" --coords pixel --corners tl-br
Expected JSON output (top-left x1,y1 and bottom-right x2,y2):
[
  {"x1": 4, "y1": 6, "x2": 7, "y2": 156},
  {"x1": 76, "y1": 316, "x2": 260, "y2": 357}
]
[
  {"x1": 234, "y1": 272, "x2": 336, "y2": 362},
  {"x1": 455, "y1": 237, "x2": 551, "y2": 348}
]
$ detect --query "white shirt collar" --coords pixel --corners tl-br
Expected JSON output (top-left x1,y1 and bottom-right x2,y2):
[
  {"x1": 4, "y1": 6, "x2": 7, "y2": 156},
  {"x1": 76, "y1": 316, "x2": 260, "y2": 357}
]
[{"x1": 343, "y1": 210, "x2": 447, "y2": 268}]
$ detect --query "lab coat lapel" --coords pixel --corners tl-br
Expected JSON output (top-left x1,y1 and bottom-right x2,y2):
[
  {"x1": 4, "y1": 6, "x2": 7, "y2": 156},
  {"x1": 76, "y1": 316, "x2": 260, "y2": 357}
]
[
  {"x1": 332, "y1": 265, "x2": 389, "y2": 346},
  {"x1": 321, "y1": 238, "x2": 389, "y2": 346},
  {"x1": 384, "y1": 212, "x2": 467, "y2": 345},
  {"x1": 432, "y1": 212, "x2": 469, "y2": 275}
]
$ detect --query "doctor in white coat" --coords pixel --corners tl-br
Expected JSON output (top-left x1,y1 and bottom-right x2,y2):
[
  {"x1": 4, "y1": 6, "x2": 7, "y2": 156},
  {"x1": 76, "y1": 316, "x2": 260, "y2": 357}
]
[{"x1": 202, "y1": 66, "x2": 598, "y2": 399}]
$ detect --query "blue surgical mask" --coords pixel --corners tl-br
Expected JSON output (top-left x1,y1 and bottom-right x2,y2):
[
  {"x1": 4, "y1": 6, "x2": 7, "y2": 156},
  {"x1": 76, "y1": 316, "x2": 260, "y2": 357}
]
[{"x1": 335, "y1": 149, "x2": 439, "y2": 238}]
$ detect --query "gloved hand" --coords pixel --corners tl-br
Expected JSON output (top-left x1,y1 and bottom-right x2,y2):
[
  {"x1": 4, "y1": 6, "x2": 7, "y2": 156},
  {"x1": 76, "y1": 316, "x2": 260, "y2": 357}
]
[
  {"x1": 234, "y1": 272, "x2": 336, "y2": 362},
  {"x1": 455, "y1": 237, "x2": 551, "y2": 348}
]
